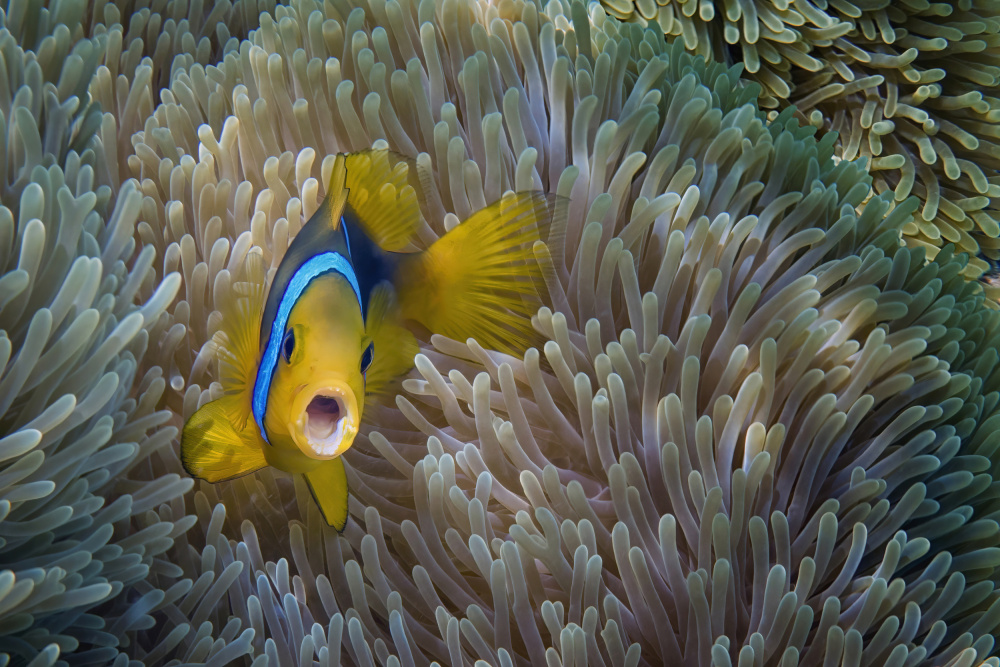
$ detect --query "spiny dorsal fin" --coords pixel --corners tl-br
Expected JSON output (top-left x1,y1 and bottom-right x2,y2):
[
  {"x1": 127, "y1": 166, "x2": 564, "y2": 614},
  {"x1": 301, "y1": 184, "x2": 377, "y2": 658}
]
[
  {"x1": 341, "y1": 150, "x2": 425, "y2": 253},
  {"x1": 325, "y1": 153, "x2": 350, "y2": 230}
]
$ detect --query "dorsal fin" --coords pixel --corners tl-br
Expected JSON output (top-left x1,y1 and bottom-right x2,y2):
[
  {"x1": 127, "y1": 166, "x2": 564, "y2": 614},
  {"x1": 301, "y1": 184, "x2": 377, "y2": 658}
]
[
  {"x1": 256, "y1": 150, "x2": 417, "y2": 347},
  {"x1": 326, "y1": 153, "x2": 349, "y2": 227},
  {"x1": 342, "y1": 150, "x2": 425, "y2": 253}
]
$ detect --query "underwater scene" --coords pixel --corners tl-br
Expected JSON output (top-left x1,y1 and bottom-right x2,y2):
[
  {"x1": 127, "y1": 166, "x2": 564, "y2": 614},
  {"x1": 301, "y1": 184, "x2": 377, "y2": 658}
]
[{"x1": 2, "y1": 0, "x2": 1000, "y2": 665}]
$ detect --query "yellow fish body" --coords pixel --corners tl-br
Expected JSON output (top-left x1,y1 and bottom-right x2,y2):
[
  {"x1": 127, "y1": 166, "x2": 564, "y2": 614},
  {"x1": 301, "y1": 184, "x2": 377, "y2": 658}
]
[{"x1": 180, "y1": 150, "x2": 554, "y2": 530}]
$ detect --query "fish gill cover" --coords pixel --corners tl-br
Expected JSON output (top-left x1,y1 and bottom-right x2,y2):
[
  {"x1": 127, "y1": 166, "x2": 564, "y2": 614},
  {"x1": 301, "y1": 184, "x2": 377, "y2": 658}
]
[{"x1": 0, "y1": 0, "x2": 997, "y2": 666}]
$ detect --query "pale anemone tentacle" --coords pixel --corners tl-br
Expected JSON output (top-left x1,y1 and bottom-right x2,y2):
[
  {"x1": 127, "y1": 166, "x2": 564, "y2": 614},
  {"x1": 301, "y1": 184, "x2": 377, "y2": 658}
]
[
  {"x1": 81, "y1": 0, "x2": 278, "y2": 233},
  {"x1": 0, "y1": 4, "x2": 225, "y2": 664},
  {"x1": 598, "y1": 0, "x2": 1000, "y2": 288}
]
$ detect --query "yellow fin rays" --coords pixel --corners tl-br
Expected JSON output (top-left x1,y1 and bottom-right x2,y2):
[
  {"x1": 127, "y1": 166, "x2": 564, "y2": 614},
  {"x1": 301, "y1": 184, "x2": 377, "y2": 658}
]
[
  {"x1": 363, "y1": 282, "x2": 419, "y2": 403},
  {"x1": 304, "y1": 458, "x2": 349, "y2": 530},
  {"x1": 395, "y1": 191, "x2": 557, "y2": 356},
  {"x1": 212, "y1": 249, "x2": 268, "y2": 428},
  {"x1": 342, "y1": 150, "x2": 425, "y2": 253},
  {"x1": 181, "y1": 393, "x2": 268, "y2": 482}
]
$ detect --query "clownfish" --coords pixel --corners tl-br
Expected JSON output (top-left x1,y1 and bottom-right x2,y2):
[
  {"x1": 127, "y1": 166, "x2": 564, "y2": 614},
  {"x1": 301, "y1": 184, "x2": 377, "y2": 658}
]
[{"x1": 180, "y1": 149, "x2": 555, "y2": 530}]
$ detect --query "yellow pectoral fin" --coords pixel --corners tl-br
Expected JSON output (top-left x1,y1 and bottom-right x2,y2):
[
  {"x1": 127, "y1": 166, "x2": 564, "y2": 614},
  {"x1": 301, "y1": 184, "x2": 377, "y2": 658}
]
[
  {"x1": 180, "y1": 394, "x2": 268, "y2": 483},
  {"x1": 212, "y1": 250, "x2": 268, "y2": 425},
  {"x1": 364, "y1": 282, "x2": 419, "y2": 402},
  {"x1": 396, "y1": 191, "x2": 558, "y2": 356},
  {"x1": 342, "y1": 150, "x2": 426, "y2": 253},
  {"x1": 304, "y1": 458, "x2": 349, "y2": 530}
]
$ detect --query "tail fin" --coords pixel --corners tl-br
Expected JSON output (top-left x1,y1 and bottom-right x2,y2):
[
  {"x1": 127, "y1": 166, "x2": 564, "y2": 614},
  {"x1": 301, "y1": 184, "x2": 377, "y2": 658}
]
[{"x1": 394, "y1": 192, "x2": 559, "y2": 356}]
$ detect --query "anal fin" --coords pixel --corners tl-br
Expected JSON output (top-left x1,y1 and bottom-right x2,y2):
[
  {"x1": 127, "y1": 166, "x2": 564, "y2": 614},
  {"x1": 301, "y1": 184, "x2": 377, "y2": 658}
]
[
  {"x1": 181, "y1": 393, "x2": 268, "y2": 483},
  {"x1": 304, "y1": 458, "x2": 350, "y2": 530}
]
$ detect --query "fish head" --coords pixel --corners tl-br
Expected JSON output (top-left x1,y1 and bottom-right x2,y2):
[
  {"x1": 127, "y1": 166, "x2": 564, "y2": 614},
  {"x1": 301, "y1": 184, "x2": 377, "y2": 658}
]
[{"x1": 263, "y1": 274, "x2": 373, "y2": 461}]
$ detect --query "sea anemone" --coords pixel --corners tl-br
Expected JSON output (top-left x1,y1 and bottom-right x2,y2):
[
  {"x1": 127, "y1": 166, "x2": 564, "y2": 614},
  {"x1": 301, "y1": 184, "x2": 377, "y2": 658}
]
[
  {"x1": 80, "y1": 0, "x2": 275, "y2": 204},
  {"x1": 0, "y1": 7, "x2": 196, "y2": 665},
  {"x1": 115, "y1": 0, "x2": 1000, "y2": 664},
  {"x1": 599, "y1": 0, "x2": 1000, "y2": 279}
]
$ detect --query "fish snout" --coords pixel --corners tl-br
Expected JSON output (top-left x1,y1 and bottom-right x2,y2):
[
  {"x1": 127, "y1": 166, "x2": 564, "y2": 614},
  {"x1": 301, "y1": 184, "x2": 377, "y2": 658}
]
[{"x1": 290, "y1": 383, "x2": 360, "y2": 459}]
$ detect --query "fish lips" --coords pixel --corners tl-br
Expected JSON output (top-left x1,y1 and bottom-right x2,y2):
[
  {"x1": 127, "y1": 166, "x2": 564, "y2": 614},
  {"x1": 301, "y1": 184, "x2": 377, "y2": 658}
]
[{"x1": 290, "y1": 383, "x2": 360, "y2": 459}]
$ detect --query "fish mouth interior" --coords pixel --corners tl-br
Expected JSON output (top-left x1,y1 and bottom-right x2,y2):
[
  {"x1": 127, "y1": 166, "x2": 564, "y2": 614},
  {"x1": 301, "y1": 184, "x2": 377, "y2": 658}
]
[{"x1": 304, "y1": 394, "x2": 347, "y2": 454}]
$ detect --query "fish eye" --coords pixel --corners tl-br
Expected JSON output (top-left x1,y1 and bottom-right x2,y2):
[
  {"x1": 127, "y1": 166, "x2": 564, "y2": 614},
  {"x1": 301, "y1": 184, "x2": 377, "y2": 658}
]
[
  {"x1": 360, "y1": 341, "x2": 374, "y2": 373},
  {"x1": 282, "y1": 329, "x2": 295, "y2": 363}
]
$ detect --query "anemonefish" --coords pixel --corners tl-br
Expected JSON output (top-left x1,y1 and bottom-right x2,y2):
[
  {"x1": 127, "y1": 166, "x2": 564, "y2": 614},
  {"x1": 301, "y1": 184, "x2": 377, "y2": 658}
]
[{"x1": 180, "y1": 149, "x2": 555, "y2": 530}]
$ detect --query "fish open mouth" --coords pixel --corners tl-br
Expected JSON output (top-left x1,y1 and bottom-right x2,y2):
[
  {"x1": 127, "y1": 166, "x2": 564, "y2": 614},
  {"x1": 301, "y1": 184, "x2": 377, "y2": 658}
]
[
  {"x1": 293, "y1": 385, "x2": 359, "y2": 458},
  {"x1": 306, "y1": 395, "x2": 343, "y2": 439},
  {"x1": 303, "y1": 394, "x2": 349, "y2": 456}
]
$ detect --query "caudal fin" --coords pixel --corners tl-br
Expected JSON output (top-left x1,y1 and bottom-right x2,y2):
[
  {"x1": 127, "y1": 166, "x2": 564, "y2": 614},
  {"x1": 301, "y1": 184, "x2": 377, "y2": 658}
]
[{"x1": 395, "y1": 192, "x2": 558, "y2": 356}]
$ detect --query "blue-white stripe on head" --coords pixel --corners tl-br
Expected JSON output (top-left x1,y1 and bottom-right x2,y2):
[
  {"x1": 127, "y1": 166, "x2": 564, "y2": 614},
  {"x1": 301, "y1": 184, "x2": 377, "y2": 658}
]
[{"x1": 252, "y1": 251, "x2": 361, "y2": 443}]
